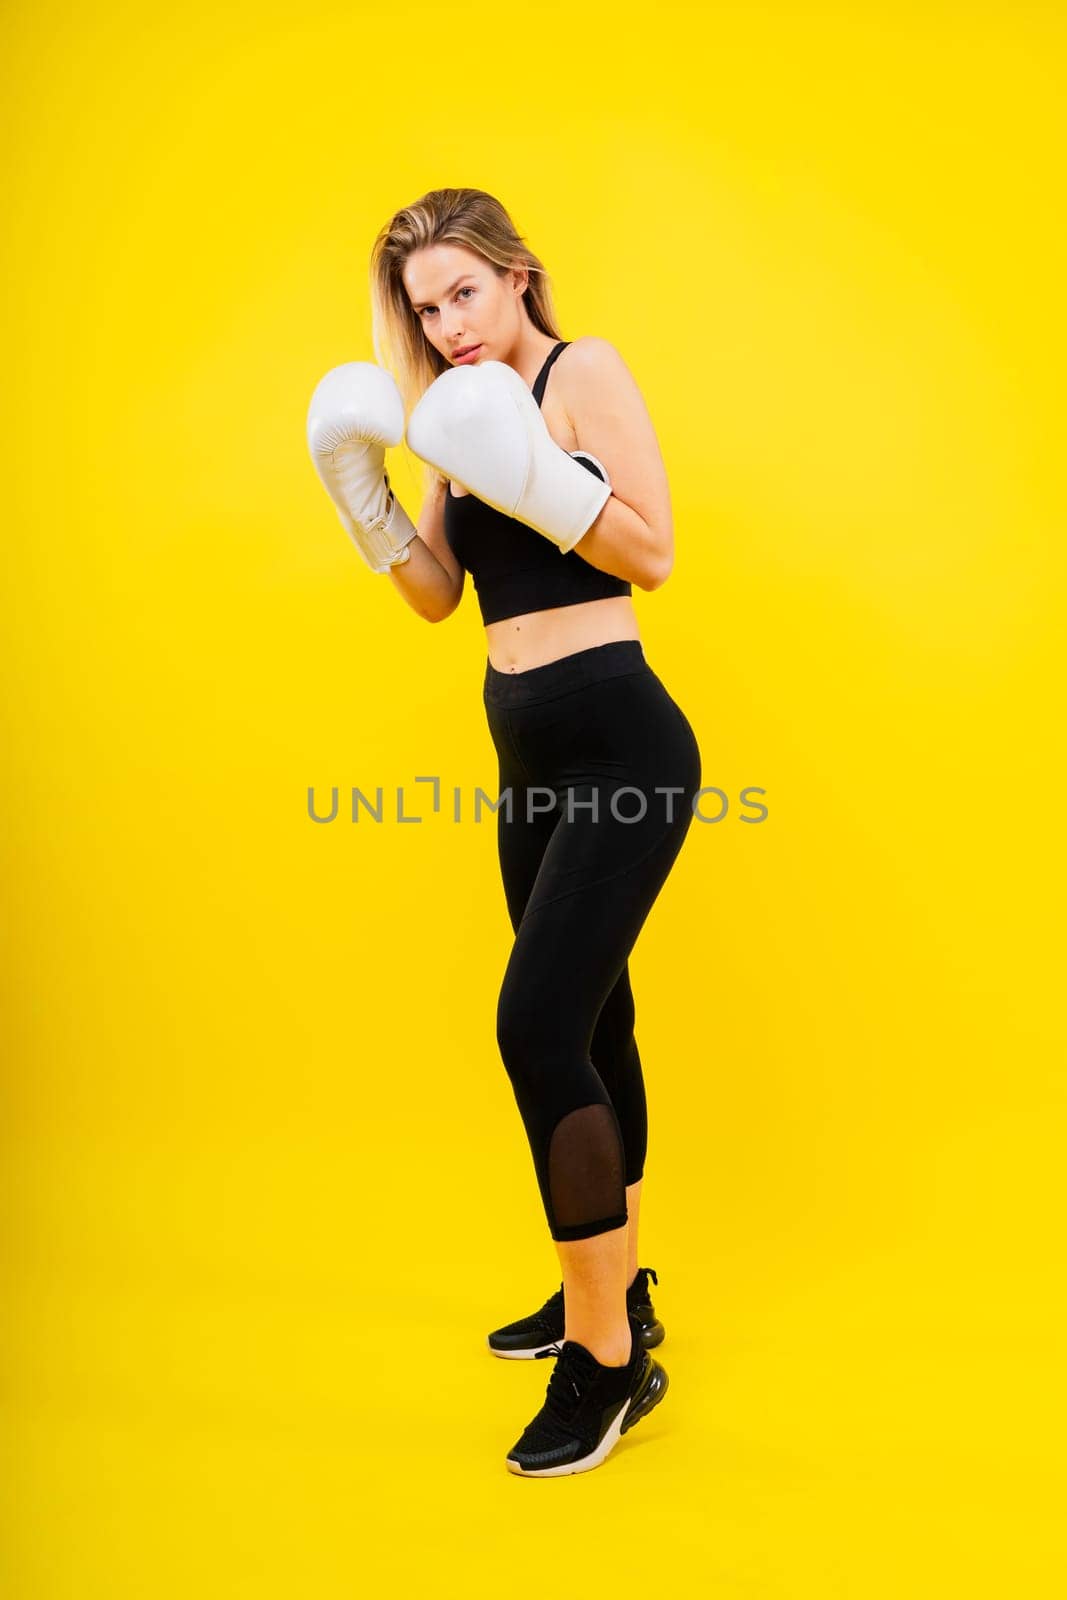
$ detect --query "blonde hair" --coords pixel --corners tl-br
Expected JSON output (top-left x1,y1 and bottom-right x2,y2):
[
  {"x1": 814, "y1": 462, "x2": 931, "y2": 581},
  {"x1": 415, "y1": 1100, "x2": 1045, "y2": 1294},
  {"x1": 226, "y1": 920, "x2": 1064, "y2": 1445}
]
[{"x1": 370, "y1": 188, "x2": 562, "y2": 492}]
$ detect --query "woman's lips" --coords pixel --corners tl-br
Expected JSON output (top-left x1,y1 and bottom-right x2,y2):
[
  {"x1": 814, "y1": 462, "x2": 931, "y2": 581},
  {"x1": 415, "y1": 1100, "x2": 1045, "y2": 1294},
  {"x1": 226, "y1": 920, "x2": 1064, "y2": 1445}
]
[{"x1": 453, "y1": 345, "x2": 482, "y2": 364}]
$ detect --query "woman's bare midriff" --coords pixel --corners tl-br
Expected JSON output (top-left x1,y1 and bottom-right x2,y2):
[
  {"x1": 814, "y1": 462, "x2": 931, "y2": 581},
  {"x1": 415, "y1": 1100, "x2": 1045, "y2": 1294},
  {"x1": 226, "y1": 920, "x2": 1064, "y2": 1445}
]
[{"x1": 485, "y1": 596, "x2": 642, "y2": 673}]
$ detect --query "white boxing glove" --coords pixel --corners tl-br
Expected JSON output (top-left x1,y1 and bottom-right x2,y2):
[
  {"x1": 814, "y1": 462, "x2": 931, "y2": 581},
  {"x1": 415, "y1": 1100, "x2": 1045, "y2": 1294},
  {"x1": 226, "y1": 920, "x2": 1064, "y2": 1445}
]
[
  {"x1": 306, "y1": 363, "x2": 418, "y2": 574},
  {"x1": 406, "y1": 360, "x2": 612, "y2": 553}
]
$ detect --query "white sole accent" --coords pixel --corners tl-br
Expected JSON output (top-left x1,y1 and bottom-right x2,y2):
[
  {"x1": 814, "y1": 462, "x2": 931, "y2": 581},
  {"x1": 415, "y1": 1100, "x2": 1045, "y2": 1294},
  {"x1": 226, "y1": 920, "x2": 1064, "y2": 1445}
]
[
  {"x1": 487, "y1": 1339, "x2": 558, "y2": 1360},
  {"x1": 490, "y1": 1330, "x2": 659, "y2": 1359}
]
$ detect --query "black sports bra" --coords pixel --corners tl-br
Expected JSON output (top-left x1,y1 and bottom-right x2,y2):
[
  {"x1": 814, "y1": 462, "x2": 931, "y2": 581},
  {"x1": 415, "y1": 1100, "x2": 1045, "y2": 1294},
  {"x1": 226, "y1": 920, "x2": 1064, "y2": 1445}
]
[{"x1": 443, "y1": 341, "x2": 633, "y2": 626}]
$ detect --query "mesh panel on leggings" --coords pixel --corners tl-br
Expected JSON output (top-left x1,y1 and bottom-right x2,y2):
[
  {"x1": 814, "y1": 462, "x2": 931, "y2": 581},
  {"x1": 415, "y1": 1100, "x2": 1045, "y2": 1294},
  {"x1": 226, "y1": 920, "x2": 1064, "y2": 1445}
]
[{"x1": 546, "y1": 1102, "x2": 627, "y2": 1234}]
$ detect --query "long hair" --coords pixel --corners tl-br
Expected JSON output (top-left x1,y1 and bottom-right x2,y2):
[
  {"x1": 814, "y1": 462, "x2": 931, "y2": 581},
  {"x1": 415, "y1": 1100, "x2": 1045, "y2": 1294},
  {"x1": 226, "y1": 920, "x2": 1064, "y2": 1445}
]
[{"x1": 370, "y1": 188, "x2": 562, "y2": 492}]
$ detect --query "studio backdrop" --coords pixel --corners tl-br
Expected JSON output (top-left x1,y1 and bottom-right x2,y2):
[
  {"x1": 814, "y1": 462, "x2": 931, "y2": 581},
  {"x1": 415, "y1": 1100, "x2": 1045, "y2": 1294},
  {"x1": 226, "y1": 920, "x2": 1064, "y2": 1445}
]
[{"x1": 4, "y1": 2, "x2": 1063, "y2": 1596}]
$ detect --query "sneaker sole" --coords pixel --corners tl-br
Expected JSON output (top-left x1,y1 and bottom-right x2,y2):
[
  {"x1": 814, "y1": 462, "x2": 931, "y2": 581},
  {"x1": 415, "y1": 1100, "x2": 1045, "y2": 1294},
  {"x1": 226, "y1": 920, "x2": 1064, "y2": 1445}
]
[
  {"x1": 488, "y1": 1319, "x2": 664, "y2": 1360},
  {"x1": 488, "y1": 1339, "x2": 561, "y2": 1360},
  {"x1": 504, "y1": 1359, "x2": 669, "y2": 1478}
]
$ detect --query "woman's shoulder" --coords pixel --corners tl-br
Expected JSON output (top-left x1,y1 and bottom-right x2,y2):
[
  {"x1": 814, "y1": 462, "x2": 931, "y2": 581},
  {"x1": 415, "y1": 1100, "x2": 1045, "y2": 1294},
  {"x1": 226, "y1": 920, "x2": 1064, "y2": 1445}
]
[
  {"x1": 559, "y1": 335, "x2": 628, "y2": 375},
  {"x1": 555, "y1": 337, "x2": 643, "y2": 416}
]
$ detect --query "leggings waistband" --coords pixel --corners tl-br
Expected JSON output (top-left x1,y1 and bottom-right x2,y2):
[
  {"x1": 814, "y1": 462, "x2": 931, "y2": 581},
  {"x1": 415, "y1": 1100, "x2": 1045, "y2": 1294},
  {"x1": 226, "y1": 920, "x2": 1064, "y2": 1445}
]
[{"x1": 483, "y1": 640, "x2": 649, "y2": 709}]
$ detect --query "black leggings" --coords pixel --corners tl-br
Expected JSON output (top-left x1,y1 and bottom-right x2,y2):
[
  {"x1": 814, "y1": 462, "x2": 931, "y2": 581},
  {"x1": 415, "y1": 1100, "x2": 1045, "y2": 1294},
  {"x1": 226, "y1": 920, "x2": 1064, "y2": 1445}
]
[{"x1": 483, "y1": 639, "x2": 702, "y2": 1243}]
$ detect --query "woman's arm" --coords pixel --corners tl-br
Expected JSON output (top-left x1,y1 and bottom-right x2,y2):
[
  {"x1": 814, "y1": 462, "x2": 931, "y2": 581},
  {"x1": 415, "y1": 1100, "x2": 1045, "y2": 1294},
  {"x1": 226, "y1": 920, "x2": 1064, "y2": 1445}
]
[
  {"x1": 387, "y1": 475, "x2": 465, "y2": 622},
  {"x1": 559, "y1": 338, "x2": 674, "y2": 591}
]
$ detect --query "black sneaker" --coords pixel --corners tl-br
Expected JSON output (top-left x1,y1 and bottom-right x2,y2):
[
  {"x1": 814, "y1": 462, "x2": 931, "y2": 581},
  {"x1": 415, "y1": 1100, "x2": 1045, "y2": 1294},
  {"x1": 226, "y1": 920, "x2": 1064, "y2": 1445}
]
[
  {"x1": 487, "y1": 1266, "x2": 664, "y2": 1359},
  {"x1": 504, "y1": 1312, "x2": 669, "y2": 1477},
  {"x1": 627, "y1": 1265, "x2": 665, "y2": 1351}
]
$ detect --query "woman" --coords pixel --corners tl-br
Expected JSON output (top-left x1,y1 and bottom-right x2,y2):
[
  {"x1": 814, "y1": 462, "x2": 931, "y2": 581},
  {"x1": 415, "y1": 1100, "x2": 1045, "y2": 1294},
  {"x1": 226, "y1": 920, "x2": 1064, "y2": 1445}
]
[{"x1": 307, "y1": 188, "x2": 702, "y2": 1478}]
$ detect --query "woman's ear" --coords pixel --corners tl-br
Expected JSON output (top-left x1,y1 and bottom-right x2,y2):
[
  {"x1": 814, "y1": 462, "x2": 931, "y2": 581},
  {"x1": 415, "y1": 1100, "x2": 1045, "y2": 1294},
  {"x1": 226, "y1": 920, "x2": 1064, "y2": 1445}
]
[{"x1": 511, "y1": 265, "x2": 529, "y2": 297}]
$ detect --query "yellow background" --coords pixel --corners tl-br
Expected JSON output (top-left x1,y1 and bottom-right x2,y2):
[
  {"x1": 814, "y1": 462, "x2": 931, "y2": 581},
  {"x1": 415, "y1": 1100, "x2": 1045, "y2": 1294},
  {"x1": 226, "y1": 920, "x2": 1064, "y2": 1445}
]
[{"x1": 4, "y1": 1, "x2": 1064, "y2": 1594}]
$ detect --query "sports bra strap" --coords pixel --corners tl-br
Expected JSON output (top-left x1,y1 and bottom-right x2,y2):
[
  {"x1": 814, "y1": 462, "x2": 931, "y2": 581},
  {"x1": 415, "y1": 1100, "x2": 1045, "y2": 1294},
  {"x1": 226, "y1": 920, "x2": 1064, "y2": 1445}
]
[{"x1": 531, "y1": 340, "x2": 570, "y2": 408}]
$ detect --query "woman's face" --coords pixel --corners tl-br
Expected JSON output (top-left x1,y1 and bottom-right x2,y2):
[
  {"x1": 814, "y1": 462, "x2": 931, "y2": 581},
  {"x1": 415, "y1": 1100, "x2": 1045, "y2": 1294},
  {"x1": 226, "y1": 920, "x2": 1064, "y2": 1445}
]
[{"x1": 402, "y1": 243, "x2": 526, "y2": 366}]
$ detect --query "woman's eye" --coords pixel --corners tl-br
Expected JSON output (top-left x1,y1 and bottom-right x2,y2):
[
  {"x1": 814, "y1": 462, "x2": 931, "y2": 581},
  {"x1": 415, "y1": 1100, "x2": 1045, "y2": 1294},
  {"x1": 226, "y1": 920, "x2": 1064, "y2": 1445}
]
[{"x1": 419, "y1": 286, "x2": 473, "y2": 318}]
